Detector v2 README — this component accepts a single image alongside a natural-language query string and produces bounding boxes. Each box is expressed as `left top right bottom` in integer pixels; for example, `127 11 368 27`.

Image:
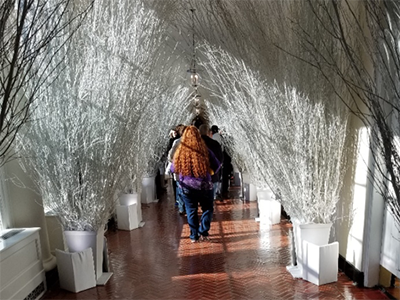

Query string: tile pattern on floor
43 181 392 299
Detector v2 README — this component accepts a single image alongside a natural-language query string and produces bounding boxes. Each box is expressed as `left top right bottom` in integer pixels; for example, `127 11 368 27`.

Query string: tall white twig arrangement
202 45 349 224
17 0 188 231
263 0 400 229
0 0 92 166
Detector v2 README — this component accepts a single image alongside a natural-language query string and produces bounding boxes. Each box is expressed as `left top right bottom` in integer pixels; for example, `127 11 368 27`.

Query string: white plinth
258 199 281 225
119 192 142 223
141 176 158 204
119 193 138 206
257 189 280 225
55 248 96 293
286 265 303 278
288 222 335 285
257 189 274 200
116 204 139 231
302 241 339 285
64 228 111 283
250 184 257 201
242 173 257 201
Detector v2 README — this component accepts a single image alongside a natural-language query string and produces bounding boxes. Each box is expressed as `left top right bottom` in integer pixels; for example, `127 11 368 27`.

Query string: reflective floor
43 181 396 300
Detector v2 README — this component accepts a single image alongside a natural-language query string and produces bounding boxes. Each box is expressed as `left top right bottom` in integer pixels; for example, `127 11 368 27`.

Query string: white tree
202 44 349 224
0 0 92 166
283 0 400 229
17 0 188 231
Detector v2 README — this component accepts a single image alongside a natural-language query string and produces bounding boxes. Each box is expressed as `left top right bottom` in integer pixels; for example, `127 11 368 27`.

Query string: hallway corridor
43 183 393 300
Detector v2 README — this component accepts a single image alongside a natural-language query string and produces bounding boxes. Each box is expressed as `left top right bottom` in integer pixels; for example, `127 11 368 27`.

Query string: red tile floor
43 182 397 300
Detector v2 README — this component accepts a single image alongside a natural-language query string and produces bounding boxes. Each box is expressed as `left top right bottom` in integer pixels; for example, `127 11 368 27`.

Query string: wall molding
339 254 364 287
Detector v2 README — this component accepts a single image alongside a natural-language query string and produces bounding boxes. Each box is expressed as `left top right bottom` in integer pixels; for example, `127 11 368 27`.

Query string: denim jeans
180 187 214 240
176 182 185 212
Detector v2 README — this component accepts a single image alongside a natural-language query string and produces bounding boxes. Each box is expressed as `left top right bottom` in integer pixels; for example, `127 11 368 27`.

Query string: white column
362 181 385 287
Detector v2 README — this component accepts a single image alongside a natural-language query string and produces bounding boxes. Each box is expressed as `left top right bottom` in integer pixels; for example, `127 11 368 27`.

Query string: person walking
199 124 223 201
168 125 187 213
211 125 223 149
170 126 221 242
210 125 224 199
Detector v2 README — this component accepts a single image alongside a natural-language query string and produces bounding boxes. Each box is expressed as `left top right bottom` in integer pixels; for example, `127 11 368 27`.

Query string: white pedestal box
0 228 46 300
119 193 138 206
258 199 281 226
257 189 274 200
257 189 281 226
64 230 97 253
302 241 339 285
119 193 143 225
64 229 113 285
243 183 257 201
119 192 143 224
116 204 139 230
287 222 337 285
242 173 257 201
55 248 96 293
297 222 332 270
141 176 158 204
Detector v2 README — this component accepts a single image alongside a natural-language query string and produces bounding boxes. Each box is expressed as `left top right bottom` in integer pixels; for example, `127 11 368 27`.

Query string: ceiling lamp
188 8 200 97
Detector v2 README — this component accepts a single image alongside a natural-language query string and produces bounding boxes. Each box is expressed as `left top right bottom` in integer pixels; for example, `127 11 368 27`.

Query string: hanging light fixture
188 8 201 98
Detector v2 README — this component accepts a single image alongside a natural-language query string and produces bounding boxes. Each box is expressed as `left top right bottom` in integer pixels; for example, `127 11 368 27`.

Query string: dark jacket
201 135 223 183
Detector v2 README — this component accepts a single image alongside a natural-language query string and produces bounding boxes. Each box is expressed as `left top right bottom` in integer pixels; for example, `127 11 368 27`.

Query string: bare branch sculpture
266 0 400 228
17 0 188 231
202 44 349 224
0 0 93 166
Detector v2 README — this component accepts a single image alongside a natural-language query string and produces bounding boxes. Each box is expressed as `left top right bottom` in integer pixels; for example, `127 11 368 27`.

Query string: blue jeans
176 182 185 212
180 187 214 240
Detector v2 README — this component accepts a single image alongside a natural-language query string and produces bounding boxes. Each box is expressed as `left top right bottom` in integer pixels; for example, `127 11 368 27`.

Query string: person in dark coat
167 124 186 211
221 150 233 199
199 124 224 200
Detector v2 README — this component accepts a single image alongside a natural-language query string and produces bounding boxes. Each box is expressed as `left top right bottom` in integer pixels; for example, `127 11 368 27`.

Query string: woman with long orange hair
171 126 221 242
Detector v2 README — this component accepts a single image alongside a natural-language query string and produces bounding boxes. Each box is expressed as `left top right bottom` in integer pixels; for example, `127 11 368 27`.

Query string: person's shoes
200 235 211 242
179 210 185 215
191 238 199 243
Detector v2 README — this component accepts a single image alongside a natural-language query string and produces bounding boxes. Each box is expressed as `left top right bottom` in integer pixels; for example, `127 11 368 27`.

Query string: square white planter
242 173 257 201
243 183 257 201
119 193 142 223
63 229 112 285
116 204 139 231
287 222 336 285
55 248 96 293
141 176 158 204
258 199 281 225
256 189 281 225
302 241 339 285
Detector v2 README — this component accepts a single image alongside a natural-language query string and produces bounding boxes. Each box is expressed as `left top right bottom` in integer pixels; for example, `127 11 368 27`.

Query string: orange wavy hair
173 126 210 177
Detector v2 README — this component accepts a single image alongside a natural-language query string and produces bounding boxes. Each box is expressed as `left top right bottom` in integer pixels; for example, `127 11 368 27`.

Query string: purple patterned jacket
170 149 221 191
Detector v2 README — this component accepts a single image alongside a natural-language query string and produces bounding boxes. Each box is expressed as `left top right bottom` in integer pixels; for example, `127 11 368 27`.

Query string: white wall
344 126 369 271
1 160 56 271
